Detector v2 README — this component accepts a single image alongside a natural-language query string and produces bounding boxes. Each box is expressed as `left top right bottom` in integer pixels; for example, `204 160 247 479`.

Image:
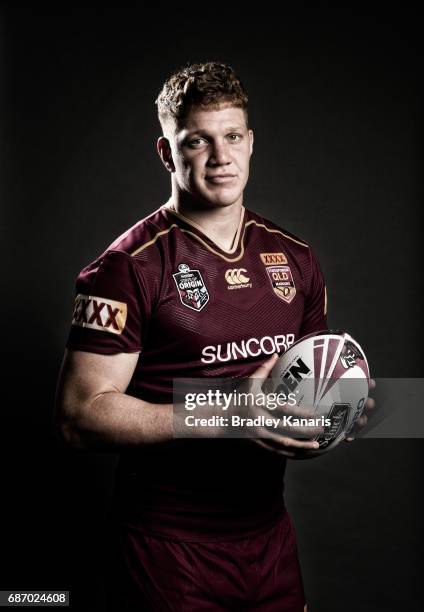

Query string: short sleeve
66 250 150 354
299 247 328 337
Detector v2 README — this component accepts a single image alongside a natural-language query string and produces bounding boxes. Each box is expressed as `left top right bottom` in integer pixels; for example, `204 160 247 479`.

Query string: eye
187 138 207 148
227 134 243 142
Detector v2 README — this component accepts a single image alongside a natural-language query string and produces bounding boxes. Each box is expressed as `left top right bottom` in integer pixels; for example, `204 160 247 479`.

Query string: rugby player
55 62 366 611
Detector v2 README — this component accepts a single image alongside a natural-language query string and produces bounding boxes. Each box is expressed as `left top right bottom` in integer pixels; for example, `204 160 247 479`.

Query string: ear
248 129 254 156
157 136 175 172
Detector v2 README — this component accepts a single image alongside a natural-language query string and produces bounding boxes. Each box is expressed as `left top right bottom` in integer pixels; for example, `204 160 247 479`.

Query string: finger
278 405 317 419
256 431 320 451
250 353 278 380
357 414 368 427
254 438 295 458
272 423 324 438
369 378 376 390
281 437 321 450
255 435 322 458
364 397 375 411
345 410 369 439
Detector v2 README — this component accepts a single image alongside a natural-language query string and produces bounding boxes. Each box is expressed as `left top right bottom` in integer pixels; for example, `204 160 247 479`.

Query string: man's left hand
345 378 376 442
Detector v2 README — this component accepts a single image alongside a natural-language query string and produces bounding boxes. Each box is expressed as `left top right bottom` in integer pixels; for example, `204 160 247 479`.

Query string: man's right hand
246 353 322 458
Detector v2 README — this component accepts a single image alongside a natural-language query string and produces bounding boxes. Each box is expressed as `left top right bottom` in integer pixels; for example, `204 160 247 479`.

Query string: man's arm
55 349 173 450
55 350 321 454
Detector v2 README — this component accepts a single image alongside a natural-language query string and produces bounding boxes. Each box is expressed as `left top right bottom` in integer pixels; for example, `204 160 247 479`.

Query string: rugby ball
270 331 370 457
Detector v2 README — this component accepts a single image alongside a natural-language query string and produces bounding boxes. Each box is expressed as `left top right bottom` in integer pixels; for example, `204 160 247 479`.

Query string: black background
1 7 423 611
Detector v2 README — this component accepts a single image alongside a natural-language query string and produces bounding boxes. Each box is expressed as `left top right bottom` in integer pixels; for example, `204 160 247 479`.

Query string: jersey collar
162 204 248 262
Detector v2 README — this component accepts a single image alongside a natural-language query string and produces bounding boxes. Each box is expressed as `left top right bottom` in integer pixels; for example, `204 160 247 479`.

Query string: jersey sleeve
299 247 328 337
66 250 150 355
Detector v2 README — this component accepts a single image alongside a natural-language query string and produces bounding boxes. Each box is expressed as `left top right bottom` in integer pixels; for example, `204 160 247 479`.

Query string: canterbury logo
225 268 250 285
72 294 127 335
260 252 288 265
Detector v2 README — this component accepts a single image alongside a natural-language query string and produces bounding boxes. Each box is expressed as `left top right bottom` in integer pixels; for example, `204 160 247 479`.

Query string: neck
164 191 244 251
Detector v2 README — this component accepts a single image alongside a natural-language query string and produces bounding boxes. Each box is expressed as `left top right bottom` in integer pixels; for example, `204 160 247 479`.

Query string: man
56 62 360 611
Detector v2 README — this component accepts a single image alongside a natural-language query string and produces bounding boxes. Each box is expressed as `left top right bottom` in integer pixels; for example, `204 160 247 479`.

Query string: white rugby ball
270 331 370 457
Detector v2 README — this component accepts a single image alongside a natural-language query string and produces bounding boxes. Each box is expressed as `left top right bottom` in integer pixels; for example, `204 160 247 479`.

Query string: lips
205 174 237 183
206 174 236 178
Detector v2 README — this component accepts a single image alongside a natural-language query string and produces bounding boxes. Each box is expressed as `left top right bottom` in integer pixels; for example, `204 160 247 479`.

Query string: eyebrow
185 125 245 137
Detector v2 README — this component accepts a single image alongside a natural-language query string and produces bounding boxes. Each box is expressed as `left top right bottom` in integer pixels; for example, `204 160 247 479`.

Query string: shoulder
75 207 175 288
106 207 174 258
81 207 173 269
244 208 325 285
244 208 313 256
245 209 310 249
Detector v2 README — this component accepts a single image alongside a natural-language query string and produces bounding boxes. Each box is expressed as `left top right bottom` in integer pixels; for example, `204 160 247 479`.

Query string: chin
203 188 243 208
206 197 240 208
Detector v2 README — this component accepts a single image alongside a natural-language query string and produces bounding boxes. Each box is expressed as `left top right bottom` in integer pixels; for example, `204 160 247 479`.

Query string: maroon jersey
66 205 327 540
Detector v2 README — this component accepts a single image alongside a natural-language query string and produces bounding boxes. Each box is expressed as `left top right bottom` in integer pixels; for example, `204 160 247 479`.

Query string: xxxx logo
260 252 288 265
72 294 127 335
225 268 252 289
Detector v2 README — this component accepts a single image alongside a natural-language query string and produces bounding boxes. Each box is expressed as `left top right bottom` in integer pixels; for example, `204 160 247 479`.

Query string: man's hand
247 353 322 458
345 378 376 442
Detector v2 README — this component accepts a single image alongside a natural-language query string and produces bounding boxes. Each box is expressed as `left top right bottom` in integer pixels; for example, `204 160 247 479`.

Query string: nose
209 139 231 166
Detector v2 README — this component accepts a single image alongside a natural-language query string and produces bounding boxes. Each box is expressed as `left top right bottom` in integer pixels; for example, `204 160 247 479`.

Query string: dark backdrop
2 8 422 611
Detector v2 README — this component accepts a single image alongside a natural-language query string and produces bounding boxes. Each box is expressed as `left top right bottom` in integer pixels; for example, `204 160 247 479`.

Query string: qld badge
173 263 209 311
266 265 296 303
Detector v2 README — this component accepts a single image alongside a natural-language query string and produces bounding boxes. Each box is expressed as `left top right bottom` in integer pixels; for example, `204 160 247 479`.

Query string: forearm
60 391 173 450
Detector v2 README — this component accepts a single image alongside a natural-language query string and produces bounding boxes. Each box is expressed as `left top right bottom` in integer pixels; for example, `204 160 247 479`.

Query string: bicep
56 349 139 417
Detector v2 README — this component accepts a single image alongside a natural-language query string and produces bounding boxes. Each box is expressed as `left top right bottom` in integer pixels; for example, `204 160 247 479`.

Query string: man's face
166 104 254 208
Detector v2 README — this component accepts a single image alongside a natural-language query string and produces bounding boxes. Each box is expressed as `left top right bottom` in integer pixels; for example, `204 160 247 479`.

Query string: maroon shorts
106 512 306 611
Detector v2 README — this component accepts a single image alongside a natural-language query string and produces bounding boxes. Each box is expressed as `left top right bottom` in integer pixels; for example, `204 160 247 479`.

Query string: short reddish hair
156 61 249 130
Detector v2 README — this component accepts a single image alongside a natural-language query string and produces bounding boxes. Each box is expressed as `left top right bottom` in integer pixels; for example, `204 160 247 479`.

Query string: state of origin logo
173 263 210 312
